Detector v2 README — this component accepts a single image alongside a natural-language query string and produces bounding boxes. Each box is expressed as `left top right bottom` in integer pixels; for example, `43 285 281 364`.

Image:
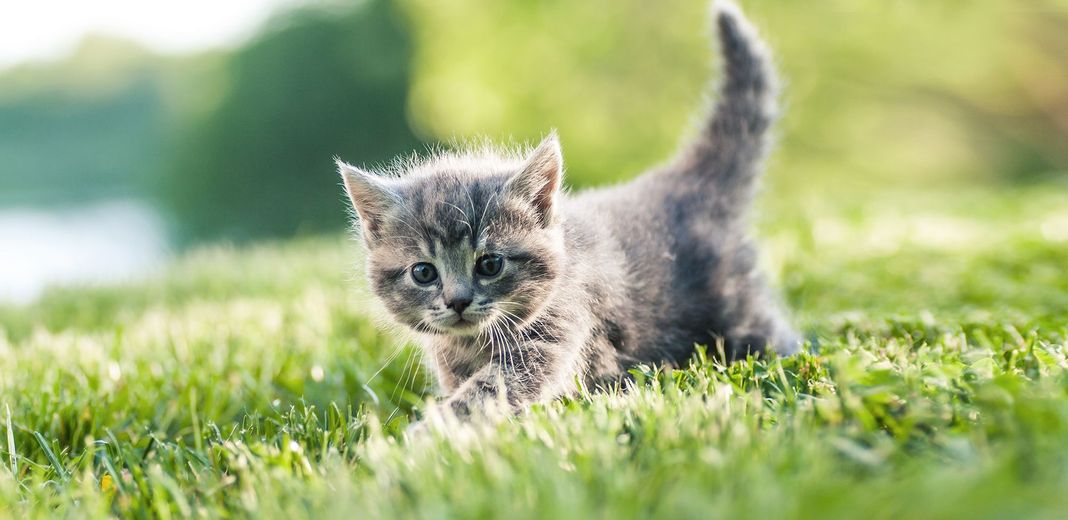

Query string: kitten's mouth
441 313 483 332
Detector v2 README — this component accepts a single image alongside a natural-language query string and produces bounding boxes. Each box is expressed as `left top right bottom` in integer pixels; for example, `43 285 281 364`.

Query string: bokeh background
2 0 1067 304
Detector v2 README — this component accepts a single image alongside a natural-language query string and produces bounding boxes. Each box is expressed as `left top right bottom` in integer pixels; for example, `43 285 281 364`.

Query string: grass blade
5 404 16 478
32 431 69 482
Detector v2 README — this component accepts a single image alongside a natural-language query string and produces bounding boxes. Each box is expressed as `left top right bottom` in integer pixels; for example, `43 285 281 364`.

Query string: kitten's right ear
337 159 398 244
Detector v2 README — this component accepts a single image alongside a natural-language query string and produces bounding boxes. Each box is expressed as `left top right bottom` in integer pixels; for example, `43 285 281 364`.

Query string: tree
159 0 421 244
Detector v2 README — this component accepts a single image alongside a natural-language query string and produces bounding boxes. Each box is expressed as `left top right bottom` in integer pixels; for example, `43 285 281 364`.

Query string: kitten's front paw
446 397 473 419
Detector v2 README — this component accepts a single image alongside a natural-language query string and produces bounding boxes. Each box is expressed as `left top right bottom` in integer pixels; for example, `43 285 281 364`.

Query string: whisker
368 342 406 384
496 308 533 377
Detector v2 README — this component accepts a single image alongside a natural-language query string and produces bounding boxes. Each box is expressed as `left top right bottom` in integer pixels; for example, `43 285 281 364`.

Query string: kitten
338 0 800 422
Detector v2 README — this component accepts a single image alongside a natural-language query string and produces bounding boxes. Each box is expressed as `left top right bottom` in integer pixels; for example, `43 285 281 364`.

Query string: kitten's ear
507 132 563 227
337 159 398 244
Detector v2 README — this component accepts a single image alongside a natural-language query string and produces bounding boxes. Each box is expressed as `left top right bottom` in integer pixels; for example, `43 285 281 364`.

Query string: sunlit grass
1 184 1066 518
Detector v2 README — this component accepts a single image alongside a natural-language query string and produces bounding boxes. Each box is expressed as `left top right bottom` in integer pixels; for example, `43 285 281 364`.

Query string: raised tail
672 1 779 206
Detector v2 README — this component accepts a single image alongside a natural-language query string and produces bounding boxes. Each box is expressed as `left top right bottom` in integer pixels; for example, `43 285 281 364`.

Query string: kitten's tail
671 1 779 207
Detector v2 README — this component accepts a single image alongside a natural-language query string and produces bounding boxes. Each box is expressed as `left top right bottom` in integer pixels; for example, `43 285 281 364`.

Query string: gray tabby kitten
338 1 799 421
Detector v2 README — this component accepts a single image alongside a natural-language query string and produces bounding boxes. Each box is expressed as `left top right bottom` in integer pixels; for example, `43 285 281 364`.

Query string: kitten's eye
410 263 438 285
475 254 504 277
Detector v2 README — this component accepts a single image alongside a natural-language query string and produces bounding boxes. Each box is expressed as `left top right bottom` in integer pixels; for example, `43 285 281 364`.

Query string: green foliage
156 0 421 244
400 0 1068 192
401 0 709 186
2 183 1067 517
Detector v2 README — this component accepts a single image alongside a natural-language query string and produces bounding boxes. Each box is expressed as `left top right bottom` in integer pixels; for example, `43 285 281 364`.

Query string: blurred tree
0 37 168 206
158 0 421 244
4 0 1066 245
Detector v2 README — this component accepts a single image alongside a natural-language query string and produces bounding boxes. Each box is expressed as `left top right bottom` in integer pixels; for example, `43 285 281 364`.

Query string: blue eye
475 254 504 277
411 263 438 284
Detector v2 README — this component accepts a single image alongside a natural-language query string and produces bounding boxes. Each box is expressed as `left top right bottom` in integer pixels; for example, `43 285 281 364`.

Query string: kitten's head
338 134 566 337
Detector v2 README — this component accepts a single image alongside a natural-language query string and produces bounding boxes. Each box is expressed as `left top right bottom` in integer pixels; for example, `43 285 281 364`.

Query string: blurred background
1 0 1067 304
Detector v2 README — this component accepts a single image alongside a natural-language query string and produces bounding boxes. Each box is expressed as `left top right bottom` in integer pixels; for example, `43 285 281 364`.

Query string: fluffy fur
338 1 800 420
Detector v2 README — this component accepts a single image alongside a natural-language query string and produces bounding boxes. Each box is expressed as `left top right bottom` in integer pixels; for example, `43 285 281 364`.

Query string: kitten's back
561 1 797 362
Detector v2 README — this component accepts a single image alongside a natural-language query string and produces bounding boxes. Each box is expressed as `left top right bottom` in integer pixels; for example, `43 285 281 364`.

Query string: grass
1 183 1067 518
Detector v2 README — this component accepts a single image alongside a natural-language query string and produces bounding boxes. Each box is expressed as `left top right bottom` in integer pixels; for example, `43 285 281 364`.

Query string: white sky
0 0 305 70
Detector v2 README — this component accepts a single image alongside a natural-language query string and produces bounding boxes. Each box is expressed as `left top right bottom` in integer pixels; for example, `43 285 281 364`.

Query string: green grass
2 183 1067 518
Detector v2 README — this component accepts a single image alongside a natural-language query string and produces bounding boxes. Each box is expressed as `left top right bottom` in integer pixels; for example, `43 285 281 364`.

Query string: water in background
0 199 167 304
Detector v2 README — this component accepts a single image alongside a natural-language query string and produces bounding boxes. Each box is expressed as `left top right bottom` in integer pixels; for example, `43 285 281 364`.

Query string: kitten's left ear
507 132 564 227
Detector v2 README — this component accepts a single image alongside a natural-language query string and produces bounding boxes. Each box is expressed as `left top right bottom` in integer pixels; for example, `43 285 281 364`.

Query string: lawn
2 183 1067 518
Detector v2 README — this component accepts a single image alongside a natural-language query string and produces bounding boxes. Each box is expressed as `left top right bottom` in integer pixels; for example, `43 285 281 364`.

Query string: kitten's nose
446 297 472 315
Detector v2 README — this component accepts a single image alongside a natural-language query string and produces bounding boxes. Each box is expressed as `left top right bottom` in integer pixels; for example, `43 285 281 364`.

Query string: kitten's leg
721 281 801 360
442 340 570 420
